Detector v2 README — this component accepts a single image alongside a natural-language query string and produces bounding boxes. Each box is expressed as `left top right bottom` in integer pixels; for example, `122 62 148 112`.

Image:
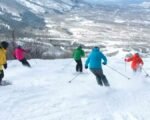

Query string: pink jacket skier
13 46 31 67
14 46 28 60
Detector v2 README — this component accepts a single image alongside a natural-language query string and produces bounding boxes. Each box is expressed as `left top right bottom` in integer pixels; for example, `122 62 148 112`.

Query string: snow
0 3 20 17
0 11 4 15
114 18 125 23
19 0 73 13
16 0 46 14
0 23 10 29
0 51 150 120
138 2 150 9
12 17 22 22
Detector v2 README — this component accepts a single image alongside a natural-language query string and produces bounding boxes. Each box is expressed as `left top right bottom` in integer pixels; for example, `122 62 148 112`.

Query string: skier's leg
20 58 31 67
96 76 103 86
101 75 110 87
0 70 4 85
24 59 31 67
97 69 109 87
133 68 137 72
78 59 83 72
20 59 25 66
75 60 79 72
90 69 103 86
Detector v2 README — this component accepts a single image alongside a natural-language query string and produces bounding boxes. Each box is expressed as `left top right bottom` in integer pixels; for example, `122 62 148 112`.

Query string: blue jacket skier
85 47 109 86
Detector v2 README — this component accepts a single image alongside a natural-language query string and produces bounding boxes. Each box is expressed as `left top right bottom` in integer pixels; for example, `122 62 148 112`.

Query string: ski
0 81 12 86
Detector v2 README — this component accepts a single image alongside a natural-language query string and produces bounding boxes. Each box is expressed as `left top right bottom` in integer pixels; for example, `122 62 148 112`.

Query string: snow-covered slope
1 51 150 120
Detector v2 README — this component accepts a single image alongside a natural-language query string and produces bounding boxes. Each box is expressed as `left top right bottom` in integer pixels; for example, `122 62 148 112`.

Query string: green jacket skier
72 45 85 72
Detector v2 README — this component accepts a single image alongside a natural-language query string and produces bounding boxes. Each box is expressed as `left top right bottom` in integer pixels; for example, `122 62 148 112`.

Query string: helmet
17 45 22 48
1 41 9 49
78 45 82 49
94 46 99 49
135 52 139 55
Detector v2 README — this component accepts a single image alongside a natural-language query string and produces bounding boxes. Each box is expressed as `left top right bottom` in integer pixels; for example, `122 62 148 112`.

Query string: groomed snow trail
0 57 150 120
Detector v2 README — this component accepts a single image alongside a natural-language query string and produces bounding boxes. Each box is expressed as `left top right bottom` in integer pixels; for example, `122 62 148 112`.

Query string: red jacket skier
125 53 143 72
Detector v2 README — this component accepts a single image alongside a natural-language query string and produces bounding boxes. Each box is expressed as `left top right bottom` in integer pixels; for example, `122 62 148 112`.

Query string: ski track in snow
0 57 150 120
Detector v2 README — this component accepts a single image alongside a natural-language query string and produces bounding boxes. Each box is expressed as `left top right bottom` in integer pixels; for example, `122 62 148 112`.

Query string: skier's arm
125 57 133 62
139 58 144 65
81 50 85 57
85 55 91 68
101 53 107 65
3 63 7 69
3 50 7 69
21 48 30 53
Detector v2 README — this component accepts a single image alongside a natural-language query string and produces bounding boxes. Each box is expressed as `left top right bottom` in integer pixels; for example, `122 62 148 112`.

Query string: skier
13 45 31 67
125 53 144 72
0 41 9 85
72 45 85 72
85 47 109 86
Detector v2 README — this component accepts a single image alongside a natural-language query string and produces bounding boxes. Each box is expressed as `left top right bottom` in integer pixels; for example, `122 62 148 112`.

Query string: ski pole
106 65 130 80
142 68 150 77
68 73 80 83
124 57 127 72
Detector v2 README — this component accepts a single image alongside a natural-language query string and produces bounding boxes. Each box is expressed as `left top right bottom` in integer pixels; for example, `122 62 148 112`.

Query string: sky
0 50 150 120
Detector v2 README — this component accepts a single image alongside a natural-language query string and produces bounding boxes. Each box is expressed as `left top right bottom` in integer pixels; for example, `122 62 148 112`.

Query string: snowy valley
0 0 150 59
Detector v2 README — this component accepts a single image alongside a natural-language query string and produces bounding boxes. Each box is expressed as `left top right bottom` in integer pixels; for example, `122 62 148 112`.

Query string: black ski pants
90 68 110 87
19 58 31 67
75 59 83 72
0 70 4 84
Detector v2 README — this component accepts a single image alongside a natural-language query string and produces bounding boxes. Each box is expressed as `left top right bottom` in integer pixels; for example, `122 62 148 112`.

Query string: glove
139 63 143 68
3 63 7 69
102 62 106 65
85 65 88 69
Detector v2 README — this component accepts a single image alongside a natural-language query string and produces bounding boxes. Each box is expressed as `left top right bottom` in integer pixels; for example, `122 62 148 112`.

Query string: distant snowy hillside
16 0 77 14
0 0 87 37
0 0 149 36
0 0 87 35
0 0 149 59
0 0 45 33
